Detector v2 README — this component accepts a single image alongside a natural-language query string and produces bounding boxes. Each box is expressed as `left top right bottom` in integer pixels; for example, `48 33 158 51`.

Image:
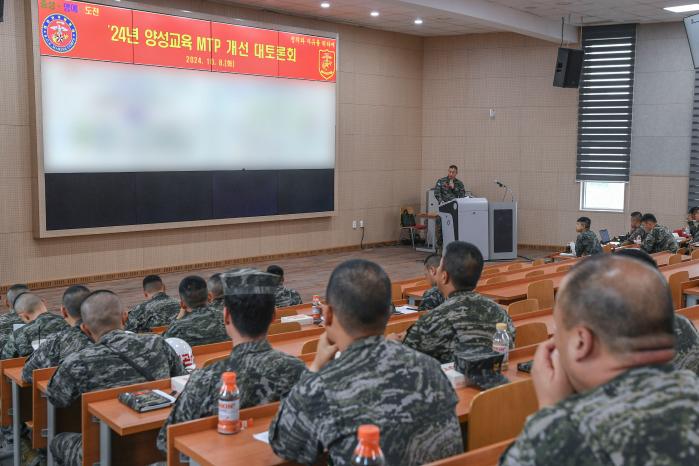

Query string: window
577 24 637 183
580 181 625 212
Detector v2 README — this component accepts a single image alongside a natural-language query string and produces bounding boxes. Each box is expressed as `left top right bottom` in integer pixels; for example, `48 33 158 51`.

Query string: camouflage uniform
434 176 466 204
0 311 23 354
209 296 225 313
274 286 302 308
22 322 92 383
162 305 230 347
403 290 515 364
1 312 68 359
269 336 463 466
47 329 186 466
574 230 603 257
623 226 646 245
418 286 445 311
499 365 699 465
125 292 180 333
672 314 699 372
641 224 679 254
689 220 699 240
156 339 305 452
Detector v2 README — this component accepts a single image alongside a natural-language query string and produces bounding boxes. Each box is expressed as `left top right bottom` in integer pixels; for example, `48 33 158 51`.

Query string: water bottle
351 424 385 466
492 323 511 370
217 372 241 435
312 295 322 324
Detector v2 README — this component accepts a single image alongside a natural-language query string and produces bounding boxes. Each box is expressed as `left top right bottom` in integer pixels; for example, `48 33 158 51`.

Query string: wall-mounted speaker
553 47 584 88
0 0 4 23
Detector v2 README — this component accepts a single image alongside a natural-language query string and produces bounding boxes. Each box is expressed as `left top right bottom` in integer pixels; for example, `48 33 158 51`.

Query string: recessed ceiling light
664 4 699 13
414 18 423 25
182 9 191 13
320 2 330 8
370 11 380 17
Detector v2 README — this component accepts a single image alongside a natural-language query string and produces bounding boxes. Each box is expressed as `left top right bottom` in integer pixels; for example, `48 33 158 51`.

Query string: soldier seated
162 276 230 346
418 253 445 311
47 290 186 466
399 241 515 363
640 213 679 254
0 284 29 355
206 272 225 312
125 274 180 333
1 292 68 359
156 268 306 453
500 255 699 465
266 265 303 308
574 216 603 257
269 259 464 466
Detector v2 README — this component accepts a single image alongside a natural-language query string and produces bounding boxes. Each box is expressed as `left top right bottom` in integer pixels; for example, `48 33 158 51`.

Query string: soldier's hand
309 333 339 373
385 331 406 342
531 339 574 408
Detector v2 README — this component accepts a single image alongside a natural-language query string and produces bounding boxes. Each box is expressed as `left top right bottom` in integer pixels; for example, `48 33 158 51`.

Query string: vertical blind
576 24 637 183
689 70 699 207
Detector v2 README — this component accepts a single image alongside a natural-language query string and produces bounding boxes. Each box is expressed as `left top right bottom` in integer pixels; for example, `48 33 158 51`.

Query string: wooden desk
685 287 699 307
2 358 28 466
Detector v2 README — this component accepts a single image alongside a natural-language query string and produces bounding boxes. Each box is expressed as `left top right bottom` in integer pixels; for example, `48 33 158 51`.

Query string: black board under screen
45 169 334 230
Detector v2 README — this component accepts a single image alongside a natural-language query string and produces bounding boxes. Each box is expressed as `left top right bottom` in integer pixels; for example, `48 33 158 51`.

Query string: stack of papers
441 362 466 389
395 305 418 314
281 315 313 325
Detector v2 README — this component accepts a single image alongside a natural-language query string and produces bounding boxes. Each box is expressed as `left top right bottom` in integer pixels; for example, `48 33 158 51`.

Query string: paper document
254 431 270 444
395 305 418 314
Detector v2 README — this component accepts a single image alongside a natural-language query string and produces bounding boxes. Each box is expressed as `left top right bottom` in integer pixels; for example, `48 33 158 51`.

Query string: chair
602 243 613 253
692 249 699 260
468 379 538 450
556 264 572 273
514 322 549 348
678 247 688 255
385 320 415 335
486 275 507 285
423 438 515 466
506 299 538 317
668 254 682 265
149 326 167 335
524 270 544 278
301 339 319 354
526 279 554 310
532 258 545 266
481 268 500 276
276 308 300 319
203 354 228 368
399 207 426 249
507 263 524 271
668 271 690 310
268 321 301 335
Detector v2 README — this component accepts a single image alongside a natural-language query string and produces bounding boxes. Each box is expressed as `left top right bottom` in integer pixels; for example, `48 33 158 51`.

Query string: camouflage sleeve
124 304 145 333
291 290 302 306
418 288 442 311
455 180 466 198
1 333 18 360
14 330 33 357
499 407 589 466
434 180 444 204
640 231 656 254
156 368 215 452
47 358 87 408
268 371 331 465
574 233 586 257
161 322 182 341
22 335 59 383
402 315 444 359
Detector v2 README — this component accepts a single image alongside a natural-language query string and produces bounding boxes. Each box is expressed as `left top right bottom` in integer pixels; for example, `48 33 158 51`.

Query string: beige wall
0 0 422 284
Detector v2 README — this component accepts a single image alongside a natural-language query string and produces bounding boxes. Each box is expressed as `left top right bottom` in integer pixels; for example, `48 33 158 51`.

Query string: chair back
506 299 539 317
507 263 523 271
203 354 228 368
269 321 302 335
692 249 699 260
468 379 538 450
486 275 507 285
532 258 545 266
668 254 682 265
514 322 549 348
556 264 572 273
481 268 500 276
301 339 319 355
385 320 415 335
524 270 544 278
276 308 301 319
668 271 690 309
526 279 554 310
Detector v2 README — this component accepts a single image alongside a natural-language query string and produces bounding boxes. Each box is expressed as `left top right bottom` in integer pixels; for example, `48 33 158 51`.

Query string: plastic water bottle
217 372 240 435
492 323 511 370
351 425 385 466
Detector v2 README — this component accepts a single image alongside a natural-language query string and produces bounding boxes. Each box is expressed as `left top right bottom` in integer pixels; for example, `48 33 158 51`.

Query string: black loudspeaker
553 47 584 88
0 0 4 23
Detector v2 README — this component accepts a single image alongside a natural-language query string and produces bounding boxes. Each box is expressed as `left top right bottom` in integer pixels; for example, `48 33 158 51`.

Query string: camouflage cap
454 347 509 390
221 268 281 296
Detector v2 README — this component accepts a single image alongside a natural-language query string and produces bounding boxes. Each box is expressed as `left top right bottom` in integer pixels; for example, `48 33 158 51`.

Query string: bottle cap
222 371 237 386
496 323 507 331
357 424 380 443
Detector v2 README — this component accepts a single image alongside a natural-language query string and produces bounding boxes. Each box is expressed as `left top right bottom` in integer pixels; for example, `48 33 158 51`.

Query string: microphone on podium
494 180 506 188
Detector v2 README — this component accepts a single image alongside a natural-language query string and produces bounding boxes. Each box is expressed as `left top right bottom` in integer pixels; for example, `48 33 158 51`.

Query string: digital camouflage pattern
209 296 225 313
22 322 92 383
124 292 180 333
418 286 445 311
269 336 463 466
0 311 23 354
274 286 303 308
156 339 305 452
403 290 515 364
221 268 280 296
672 314 699 373
575 230 603 257
1 312 68 359
434 176 466 204
162 305 230 347
641 224 678 254
623 226 647 245
47 329 186 466
689 220 699 240
499 365 699 466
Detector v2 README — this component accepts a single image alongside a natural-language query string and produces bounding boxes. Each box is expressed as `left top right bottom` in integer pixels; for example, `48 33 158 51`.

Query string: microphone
494 180 505 188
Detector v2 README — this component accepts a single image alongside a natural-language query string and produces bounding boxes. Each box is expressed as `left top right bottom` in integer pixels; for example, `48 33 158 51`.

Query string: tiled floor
2 245 554 313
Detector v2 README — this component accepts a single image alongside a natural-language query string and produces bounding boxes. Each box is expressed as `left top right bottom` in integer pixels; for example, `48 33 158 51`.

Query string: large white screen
41 56 336 173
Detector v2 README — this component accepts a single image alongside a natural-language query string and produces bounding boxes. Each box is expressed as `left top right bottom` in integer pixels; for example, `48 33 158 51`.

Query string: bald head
80 291 124 339
557 255 674 354
13 293 46 319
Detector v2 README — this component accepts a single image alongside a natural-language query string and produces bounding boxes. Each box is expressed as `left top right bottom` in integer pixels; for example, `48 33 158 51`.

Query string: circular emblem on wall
41 14 78 53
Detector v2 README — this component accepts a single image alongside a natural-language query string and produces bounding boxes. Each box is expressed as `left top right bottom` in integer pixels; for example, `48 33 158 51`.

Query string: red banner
37 0 337 82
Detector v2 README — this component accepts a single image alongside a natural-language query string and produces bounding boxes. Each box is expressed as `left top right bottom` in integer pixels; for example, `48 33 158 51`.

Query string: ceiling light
370 11 380 17
414 18 423 25
664 4 699 13
320 2 330 8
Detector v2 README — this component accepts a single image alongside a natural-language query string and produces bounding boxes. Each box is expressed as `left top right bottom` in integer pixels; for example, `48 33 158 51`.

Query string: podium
438 198 518 261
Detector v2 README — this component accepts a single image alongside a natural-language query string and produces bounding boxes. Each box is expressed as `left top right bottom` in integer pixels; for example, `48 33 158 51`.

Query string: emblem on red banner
319 49 336 81
42 13 78 53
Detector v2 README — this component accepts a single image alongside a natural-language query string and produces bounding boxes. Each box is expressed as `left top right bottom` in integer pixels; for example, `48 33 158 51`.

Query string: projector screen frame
27 0 339 238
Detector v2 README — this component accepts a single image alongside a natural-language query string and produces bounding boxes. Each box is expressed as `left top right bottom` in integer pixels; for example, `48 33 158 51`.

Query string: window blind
689 70 699 207
576 24 637 182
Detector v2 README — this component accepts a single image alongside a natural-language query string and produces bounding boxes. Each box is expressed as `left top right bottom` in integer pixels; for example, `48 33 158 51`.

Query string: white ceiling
217 0 688 41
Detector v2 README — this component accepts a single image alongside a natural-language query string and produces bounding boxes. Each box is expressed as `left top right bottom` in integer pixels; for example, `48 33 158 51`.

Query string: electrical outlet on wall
352 220 357 229
359 220 364 228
